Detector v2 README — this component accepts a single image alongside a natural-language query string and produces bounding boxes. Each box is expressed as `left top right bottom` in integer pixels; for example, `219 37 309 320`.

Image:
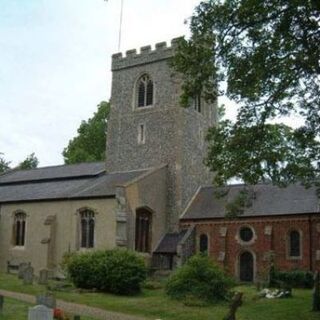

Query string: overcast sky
0 0 202 167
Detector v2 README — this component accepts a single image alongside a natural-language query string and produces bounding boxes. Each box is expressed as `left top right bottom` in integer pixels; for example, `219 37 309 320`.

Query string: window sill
135 105 154 111
11 246 26 250
287 256 302 260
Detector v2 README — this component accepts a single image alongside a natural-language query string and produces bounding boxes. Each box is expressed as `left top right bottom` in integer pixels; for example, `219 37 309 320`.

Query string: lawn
0 273 318 320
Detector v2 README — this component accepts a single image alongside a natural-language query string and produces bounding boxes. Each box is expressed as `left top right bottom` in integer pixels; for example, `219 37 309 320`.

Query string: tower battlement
111 37 182 71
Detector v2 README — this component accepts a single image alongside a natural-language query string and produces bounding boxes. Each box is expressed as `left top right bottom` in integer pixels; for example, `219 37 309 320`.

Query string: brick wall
181 214 320 281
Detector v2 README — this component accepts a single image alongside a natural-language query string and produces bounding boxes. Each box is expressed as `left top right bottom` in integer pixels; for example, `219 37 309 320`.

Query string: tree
173 1 320 188
18 153 39 170
63 101 110 164
0 153 10 174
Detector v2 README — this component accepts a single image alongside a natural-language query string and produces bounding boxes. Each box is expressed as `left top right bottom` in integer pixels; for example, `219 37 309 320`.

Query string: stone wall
0 198 117 275
106 38 217 231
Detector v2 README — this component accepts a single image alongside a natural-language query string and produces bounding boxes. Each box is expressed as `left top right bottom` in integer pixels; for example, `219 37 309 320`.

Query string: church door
239 251 254 282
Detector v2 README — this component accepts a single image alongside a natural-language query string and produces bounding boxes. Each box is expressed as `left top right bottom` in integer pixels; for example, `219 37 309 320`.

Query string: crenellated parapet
111 37 183 71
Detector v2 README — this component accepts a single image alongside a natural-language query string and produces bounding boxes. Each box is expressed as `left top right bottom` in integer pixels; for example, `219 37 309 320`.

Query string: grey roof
0 162 148 203
154 230 187 254
0 162 105 184
182 184 320 220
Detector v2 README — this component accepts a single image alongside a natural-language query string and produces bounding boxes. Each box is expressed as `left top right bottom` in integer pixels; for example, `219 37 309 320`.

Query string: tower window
194 95 201 113
80 210 95 248
138 124 146 144
137 74 153 107
13 211 26 246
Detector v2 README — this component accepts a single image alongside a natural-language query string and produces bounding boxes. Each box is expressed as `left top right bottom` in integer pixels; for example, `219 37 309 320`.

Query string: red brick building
180 184 320 282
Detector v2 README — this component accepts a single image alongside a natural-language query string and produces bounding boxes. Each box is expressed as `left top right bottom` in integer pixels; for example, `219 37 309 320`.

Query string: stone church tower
106 38 217 231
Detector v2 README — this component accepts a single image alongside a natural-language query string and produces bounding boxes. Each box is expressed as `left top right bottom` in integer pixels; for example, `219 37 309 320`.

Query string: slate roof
0 162 147 203
154 230 187 254
181 184 320 220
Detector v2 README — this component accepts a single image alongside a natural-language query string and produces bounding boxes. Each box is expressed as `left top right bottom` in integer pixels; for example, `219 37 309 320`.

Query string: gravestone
28 305 53 320
0 295 4 312
18 262 29 279
36 293 56 309
312 271 320 312
23 265 34 285
38 269 49 285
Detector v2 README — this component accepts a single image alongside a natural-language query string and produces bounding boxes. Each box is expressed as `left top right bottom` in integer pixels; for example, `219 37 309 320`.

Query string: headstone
28 305 53 320
36 293 56 309
312 271 320 312
18 262 29 279
23 265 34 285
223 292 243 320
0 295 4 312
38 269 49 285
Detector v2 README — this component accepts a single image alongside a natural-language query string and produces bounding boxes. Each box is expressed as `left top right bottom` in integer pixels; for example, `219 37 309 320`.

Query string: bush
270 267 314 289
166 254 234 303
67 249 147 295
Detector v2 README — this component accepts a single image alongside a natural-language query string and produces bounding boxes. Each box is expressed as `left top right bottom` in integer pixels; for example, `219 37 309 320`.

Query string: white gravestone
28 305 53 320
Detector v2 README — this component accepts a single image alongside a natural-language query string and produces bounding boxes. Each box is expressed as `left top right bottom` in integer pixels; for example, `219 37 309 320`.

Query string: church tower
106 38 217 230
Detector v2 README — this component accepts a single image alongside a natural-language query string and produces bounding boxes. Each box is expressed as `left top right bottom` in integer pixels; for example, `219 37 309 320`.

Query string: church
0 38 319 282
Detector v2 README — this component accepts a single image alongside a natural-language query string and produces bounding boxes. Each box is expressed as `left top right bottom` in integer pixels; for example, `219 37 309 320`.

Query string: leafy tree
18 153 39 170
63 101 110 164
173 0 320 188
0 153 10 173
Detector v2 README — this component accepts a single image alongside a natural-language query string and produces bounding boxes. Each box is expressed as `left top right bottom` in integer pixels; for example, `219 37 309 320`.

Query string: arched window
80 210 95 248
135 208 152 253
13 212 26 246
199 234 208 254
137 75 153 107
289 230 301 257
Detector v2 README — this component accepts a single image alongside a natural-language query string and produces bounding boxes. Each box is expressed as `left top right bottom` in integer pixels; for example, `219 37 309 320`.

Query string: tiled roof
154 230 187 254
181 184 320 220
0 162 147 203
0 162 105 184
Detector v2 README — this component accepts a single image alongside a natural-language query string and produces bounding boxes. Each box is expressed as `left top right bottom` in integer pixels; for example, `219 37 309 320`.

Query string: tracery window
199 234 208 254
289 230 301 257
137 74 153 107
80 210 95 248
135 208 152 253
13 212 26 246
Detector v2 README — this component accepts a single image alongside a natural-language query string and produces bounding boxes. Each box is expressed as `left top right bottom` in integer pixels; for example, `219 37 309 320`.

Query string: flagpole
118 0 124 51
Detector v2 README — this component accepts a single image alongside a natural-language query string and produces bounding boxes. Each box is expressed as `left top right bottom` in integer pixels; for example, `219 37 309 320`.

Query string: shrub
166 254 234 303
270 267 314 289
67 249 147 295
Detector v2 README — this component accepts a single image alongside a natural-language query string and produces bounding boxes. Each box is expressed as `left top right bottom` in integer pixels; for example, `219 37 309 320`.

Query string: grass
0 297 95 320
0 273 318 320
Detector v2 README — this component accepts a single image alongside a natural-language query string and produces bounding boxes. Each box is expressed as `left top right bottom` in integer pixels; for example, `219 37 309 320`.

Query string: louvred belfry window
80 210 95 248
13 212 26 246
137 75 153 107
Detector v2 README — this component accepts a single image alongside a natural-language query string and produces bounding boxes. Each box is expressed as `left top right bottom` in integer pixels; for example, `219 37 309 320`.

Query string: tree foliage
0 153 10 173
18 153 39 170
173 0 320 187
63 101 110 164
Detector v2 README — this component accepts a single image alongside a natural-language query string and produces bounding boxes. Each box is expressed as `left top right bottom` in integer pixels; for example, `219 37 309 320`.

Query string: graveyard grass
0 297 95 320
0 273 319 320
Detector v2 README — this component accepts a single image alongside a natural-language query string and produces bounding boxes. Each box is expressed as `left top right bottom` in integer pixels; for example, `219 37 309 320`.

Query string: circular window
239 227 254 242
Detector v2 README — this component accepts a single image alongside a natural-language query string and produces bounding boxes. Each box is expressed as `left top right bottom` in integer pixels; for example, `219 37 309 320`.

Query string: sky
0 0 202 167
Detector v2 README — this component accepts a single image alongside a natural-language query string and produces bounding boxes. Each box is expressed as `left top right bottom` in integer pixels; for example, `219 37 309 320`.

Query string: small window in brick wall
289 230 301 257
199 234 208 254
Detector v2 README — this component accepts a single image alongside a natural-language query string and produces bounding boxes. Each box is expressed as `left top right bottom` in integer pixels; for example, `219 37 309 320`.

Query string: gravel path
0 289 148 320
